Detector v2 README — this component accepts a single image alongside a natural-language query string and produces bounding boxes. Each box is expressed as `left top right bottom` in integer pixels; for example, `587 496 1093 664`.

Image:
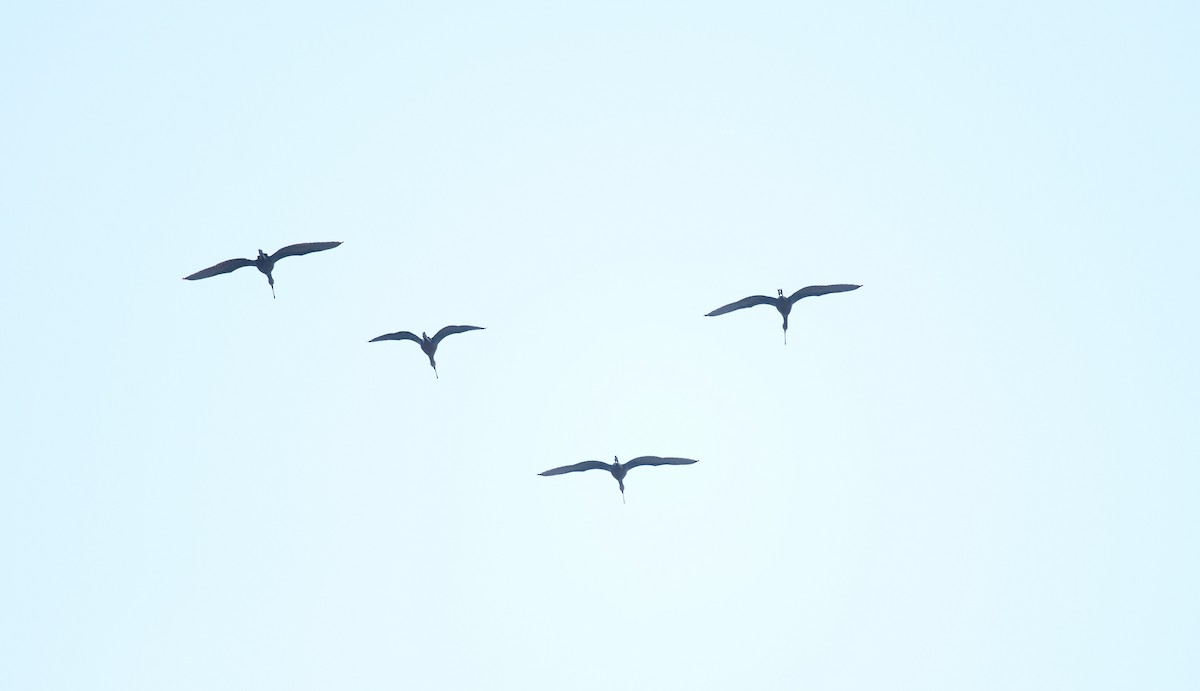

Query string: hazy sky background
2 2 1197 689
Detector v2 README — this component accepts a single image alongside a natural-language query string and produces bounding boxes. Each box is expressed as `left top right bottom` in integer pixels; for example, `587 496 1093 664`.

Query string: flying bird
183 242 342 298
538 455 698 503
369 325 484 378
705 284 861 343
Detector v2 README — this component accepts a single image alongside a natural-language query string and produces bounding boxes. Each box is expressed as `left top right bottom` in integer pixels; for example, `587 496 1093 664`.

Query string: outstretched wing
431 325 484 345
369 330 422 344
623 456 699 471
183 257 254 280
270 241 342 262
705 295 775 316
538 460 611 476
788 284 861 303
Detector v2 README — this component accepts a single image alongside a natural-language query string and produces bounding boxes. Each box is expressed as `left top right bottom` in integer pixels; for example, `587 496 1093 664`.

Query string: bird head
777 288 784 298
421 332 430 341
612 455 620 467
257 250 268 259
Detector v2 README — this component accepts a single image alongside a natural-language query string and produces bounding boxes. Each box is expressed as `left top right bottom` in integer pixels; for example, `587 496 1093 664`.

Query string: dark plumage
369 325 484 378
183 242 342 298
705 284 861 343
538 455 698 503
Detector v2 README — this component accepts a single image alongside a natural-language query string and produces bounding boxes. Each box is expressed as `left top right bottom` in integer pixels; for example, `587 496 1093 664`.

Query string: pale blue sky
2 2 1197 689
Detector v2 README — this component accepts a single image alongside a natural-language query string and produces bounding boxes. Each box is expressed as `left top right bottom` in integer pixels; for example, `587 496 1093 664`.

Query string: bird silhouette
538 455 698 503
705 284 861 343
183 242 342 298
368 325 484 378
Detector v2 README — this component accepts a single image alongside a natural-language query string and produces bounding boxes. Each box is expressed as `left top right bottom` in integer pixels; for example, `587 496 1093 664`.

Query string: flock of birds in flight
184 241 861 502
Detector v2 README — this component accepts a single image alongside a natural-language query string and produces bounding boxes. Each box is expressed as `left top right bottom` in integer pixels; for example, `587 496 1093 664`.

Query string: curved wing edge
705 295 775 316
538 460 611 476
